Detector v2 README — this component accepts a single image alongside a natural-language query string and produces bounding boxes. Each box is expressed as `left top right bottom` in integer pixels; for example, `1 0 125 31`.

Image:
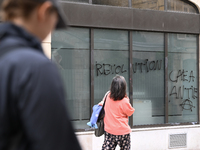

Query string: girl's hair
110 75 127 101
1 0 56 21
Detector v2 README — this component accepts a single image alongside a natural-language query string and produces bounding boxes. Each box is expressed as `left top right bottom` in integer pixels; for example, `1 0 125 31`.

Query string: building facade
43 0 200 149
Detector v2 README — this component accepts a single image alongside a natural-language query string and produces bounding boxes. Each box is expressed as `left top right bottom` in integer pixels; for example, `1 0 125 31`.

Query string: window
51 28 90 129
168 33 198 123
52 28 198 129
93 29 129 105
132 31 165 125
132 0 164 11
131 0 197 13
93 0 129 7
167 0 197 13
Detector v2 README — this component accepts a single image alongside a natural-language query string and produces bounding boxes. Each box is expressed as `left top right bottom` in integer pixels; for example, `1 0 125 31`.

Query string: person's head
1 0 67 41
110 75 127 101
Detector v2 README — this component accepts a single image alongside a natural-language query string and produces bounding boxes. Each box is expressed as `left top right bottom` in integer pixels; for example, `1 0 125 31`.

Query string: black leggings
102 132 131 150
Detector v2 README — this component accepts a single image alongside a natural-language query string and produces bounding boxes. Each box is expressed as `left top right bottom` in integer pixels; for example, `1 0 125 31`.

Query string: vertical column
90 29 94 115
164 0 167 11
42 33 51 59
164 33 168 123
89 0 92 4
129 0 132 7
198 35 200 124
129 31 133 127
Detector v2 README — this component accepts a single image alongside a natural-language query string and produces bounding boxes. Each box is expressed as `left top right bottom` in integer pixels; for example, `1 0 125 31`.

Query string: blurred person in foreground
0 0 81 149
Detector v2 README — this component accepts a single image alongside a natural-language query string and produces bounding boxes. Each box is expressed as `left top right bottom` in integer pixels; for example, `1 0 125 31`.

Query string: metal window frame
165 33 169 124
90 29 94 115
59 1 200 130
198 35 200 123
129 31 133 127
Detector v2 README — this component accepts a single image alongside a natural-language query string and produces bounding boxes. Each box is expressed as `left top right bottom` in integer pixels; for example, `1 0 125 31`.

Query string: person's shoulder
4 47 51 67
0 47 57 77
15 47 48 62
122 96 130 103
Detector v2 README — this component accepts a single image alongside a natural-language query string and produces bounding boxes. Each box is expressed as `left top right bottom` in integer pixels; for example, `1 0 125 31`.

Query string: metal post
129 0 132 8
164 0 167 11
198 35 200 124
90 29 94 115
164 33 168 123
129 31 133 127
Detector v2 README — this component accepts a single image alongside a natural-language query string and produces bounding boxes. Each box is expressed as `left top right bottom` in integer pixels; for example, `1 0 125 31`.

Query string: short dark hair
1 0 57 21
110 75 127 101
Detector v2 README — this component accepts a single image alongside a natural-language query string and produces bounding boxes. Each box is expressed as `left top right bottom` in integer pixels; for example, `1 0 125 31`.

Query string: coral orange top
104 93 135 135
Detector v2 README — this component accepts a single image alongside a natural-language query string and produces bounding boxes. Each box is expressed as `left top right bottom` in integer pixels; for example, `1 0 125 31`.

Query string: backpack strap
102 92 109 109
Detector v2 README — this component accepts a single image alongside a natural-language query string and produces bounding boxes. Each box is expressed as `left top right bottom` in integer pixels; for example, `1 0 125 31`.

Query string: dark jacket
0 23 81 150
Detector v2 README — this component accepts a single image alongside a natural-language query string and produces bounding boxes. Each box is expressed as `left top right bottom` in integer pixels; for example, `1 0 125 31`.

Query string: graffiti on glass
169 70 197 111
95 59 197 112
95 59 162 76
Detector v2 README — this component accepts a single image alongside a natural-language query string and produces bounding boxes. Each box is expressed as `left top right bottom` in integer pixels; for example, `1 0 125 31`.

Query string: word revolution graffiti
95 59 162 76
169 70 197 111
95 62 127 76
133 59 162 73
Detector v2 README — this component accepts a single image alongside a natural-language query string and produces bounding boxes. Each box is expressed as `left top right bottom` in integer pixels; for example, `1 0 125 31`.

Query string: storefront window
132 0 164 11
168 33 198 123
51 28 90 129
167 0 197 13
93 0 129 7
132 31 165 125
51 29 199 129
93 29 129 105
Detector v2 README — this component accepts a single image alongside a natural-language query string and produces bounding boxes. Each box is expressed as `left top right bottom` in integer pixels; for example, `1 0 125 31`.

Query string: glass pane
62 0 89 3
168 33 198 123
93 0 129 7
51 28 90 129
167 0 197 14
132 31 165 125
132 0 164 11
133 31 164 51
94 29 129 105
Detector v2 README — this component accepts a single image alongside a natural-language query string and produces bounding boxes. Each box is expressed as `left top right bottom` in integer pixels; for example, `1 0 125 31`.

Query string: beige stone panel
42 43 51 59
76 134 93 150
43 33 51 43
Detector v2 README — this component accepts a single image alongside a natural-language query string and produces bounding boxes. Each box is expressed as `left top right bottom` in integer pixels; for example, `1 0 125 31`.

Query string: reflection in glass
51 28 90 129
167 0 197 13
168 33 198 123
132 31 165 125
94 29 129 105
93 0 129 7
132 0 164 11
